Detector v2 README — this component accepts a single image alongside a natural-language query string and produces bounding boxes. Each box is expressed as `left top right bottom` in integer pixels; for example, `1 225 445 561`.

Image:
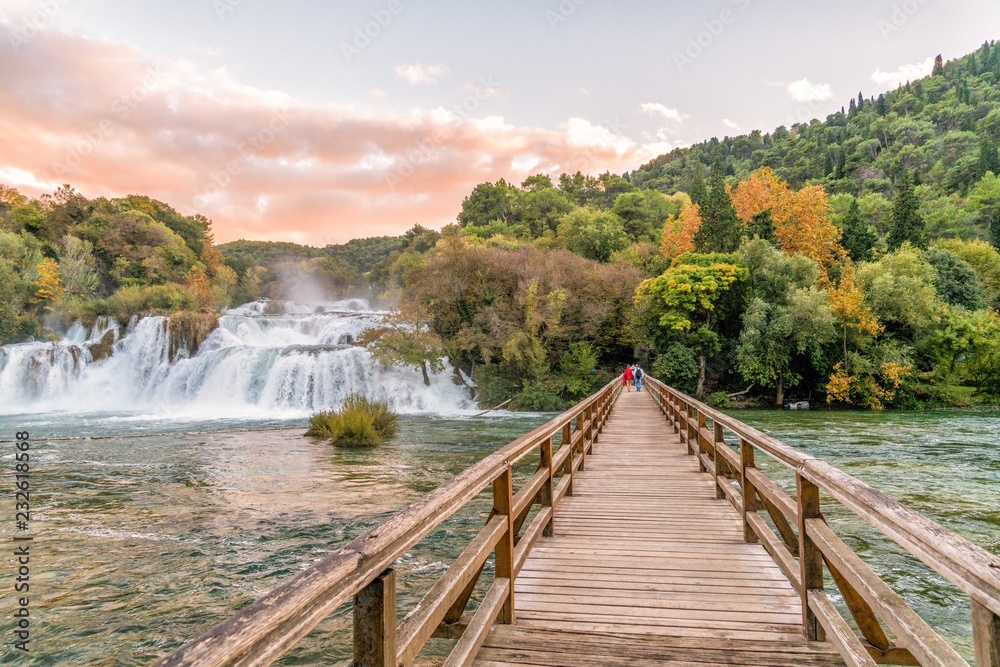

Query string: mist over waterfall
0 300 474 417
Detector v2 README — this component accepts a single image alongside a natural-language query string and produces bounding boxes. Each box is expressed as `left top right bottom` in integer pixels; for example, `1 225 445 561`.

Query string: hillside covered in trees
3 42 1000 410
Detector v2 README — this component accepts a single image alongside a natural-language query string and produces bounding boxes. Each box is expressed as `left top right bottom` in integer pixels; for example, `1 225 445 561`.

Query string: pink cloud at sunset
0 28 680 246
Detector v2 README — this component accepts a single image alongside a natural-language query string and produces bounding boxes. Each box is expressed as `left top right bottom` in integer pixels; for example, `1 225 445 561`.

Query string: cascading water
0 300 474 417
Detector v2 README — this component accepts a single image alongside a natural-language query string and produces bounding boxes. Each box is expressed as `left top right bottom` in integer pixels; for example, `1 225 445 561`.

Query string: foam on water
0 300 474 417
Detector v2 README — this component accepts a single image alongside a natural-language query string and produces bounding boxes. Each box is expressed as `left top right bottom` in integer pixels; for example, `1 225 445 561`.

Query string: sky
1 0 999 245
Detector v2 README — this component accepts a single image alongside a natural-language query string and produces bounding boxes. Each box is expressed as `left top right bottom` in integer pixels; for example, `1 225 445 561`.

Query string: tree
737 288 835 405
660 202 701 261
688 162 707 207
746 210 775 242
31 258 63 305
840 198 877 262
358 309 445 386
693 160 741 253
925 247 985 310
56 235 99 298
887 171 925 249
635 260 744 397
457 180 518 227
731 167 844 278
557 208 629 262
932 54 945 76
978 135 1000 178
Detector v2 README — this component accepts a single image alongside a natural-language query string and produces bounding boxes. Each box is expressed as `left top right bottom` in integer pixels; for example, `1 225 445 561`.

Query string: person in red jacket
622 365 632 392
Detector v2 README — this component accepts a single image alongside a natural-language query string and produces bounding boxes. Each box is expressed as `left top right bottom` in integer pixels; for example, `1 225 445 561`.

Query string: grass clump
306 394 398 447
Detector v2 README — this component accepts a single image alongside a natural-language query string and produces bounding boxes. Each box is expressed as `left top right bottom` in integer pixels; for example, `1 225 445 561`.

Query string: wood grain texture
473 389 845 667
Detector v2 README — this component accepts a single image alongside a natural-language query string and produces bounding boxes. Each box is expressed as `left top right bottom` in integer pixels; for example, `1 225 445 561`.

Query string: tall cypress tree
932 54 945 76
887 171 926 249
876 94 887 116
978 135 1000 176
689 161 708 207
841 198 877 261
693 160 742 253
991 211 1000 251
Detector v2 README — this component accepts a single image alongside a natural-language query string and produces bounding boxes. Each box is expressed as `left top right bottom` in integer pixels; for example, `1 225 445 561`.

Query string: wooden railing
645 376 1000 667
157 379 622 667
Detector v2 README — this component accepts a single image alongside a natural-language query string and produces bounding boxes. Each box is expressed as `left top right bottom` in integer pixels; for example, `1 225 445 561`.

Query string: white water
0 300 474 418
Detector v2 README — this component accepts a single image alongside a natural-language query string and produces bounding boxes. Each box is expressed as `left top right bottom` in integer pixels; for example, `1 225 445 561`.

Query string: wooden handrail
645 376 1000 666
158 379 621 667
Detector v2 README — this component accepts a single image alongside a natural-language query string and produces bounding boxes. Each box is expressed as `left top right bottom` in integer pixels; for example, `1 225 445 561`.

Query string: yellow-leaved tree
32 258 64 305
660 202 701 261
731 167 844 281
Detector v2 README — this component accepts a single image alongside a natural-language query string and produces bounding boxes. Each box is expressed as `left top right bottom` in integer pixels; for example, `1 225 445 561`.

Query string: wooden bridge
159 378 1000 667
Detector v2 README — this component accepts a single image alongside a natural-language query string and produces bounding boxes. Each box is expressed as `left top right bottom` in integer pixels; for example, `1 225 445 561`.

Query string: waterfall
0 300 474 417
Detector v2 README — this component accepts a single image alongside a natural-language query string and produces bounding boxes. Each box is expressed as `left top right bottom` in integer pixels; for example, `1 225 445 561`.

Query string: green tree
56 235 100 298
841 198 877 262
925 247 985 310
557 208 630 262
737 288 835 405
357 309 445 386
978 136 1000 178
887 171 926 249
693 160 742 253
457 180 519 227
635 260 744 397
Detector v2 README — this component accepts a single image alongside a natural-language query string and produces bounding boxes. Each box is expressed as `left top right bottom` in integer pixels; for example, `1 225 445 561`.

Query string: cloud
0 28 674 245
871 57 934 90
722 118 740 131
394 63 448 85
787 78 833 103
639 103 685 122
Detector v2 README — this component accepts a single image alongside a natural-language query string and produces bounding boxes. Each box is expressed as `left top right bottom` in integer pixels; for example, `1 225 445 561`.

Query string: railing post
563 423 574 496
586 403 595 451
540 437 555 537
713 423 725 500
493 465 515 624
353 568 396 667
697 411 707 472
575 412 586 471
739 438 758 544
797 473 824 641
973 599 1000 667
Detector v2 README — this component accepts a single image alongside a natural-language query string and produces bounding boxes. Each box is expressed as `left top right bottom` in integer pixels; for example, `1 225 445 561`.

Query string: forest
3 43 1000 410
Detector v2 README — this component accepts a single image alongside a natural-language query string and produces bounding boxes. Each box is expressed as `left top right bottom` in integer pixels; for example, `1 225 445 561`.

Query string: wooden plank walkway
474 389 846 667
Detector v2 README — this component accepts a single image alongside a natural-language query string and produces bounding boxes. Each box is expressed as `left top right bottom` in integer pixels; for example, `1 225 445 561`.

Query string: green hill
630 42 1000 241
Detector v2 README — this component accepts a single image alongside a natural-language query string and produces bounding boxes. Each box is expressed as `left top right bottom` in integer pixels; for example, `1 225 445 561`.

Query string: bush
306 394 398 447
101 283 198 321
509 382 565 412
651 343 699 393
707 391 731 409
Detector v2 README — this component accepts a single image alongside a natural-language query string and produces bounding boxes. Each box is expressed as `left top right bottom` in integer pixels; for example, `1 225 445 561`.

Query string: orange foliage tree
660 203 701 261
731 167 844 279
32 258 64 305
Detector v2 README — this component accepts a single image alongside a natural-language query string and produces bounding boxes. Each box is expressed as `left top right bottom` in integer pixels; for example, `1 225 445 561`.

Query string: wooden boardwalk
474 389 845 667
161 378 1000 667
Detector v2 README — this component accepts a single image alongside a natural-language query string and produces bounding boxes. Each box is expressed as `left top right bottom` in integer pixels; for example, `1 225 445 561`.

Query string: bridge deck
474 389 845 666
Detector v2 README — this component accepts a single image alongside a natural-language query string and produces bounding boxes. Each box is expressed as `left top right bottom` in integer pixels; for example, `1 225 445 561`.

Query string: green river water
0 406 996 665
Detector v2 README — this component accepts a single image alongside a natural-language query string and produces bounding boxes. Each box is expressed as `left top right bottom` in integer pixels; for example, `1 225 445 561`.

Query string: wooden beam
353 568 396 667
973 600 1000 667
797 473 824 641
493 466 515 624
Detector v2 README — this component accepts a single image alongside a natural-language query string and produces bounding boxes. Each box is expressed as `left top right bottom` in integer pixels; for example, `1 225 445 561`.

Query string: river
0 304 995 664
